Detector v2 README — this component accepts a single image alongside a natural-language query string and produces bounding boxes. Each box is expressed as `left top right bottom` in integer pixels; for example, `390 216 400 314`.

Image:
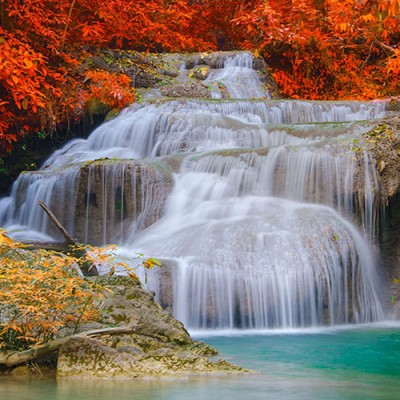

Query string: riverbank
0 274 247 378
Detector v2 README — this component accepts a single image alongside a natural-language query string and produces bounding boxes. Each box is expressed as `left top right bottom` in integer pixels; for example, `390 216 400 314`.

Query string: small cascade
180 138 372 219
205 52 270 99
0 168 81 242
0 160 173 244
0 52 387 330
34 99 386 167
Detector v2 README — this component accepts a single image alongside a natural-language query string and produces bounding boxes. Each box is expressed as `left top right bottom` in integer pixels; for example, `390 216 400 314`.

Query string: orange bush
0 231 104 350
83 70 135 109
1 0 400 153
233 0 400 99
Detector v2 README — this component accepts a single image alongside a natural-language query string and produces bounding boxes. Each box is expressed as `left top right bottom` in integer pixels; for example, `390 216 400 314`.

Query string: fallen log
0 326 137 368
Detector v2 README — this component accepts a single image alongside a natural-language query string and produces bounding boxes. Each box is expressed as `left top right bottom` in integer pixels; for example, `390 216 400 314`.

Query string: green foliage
0 158 8 176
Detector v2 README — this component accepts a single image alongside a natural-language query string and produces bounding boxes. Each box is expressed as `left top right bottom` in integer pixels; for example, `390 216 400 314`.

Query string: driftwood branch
0 326 137 368
38 201 76 244
34 201 99 276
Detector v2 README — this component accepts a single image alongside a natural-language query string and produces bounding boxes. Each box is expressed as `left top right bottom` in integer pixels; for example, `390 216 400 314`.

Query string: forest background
0 0 399 155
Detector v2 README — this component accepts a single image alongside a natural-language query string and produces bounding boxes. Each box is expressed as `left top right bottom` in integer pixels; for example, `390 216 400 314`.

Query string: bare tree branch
38 201 76 244
0 326 137 368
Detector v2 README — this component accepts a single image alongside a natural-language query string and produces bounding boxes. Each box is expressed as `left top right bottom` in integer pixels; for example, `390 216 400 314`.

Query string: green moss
104 108 120 121
84 99 111 116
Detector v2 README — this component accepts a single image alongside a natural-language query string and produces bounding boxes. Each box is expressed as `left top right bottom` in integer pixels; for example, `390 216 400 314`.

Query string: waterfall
0 52 386 329
134 198 382 328
205 52 271 99
0 159 172 245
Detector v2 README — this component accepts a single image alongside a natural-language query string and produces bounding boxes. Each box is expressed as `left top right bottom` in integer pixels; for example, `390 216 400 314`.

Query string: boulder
160 83 211 98
189 65 210 80
363 119 400 202
57 276 247 377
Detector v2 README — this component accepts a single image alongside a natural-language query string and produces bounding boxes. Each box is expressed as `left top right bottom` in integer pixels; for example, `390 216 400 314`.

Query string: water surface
1 324 399 400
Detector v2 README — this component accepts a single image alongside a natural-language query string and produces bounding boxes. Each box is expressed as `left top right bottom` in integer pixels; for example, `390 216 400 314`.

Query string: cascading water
205 52 271 99
0 52 386 330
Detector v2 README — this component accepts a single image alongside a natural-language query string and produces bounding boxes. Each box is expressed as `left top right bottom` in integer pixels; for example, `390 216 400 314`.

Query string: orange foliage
0 230 105 350
83 70 135 109
233 0 400 99
188 1 259 50
0 0 399 152
97 0 211 51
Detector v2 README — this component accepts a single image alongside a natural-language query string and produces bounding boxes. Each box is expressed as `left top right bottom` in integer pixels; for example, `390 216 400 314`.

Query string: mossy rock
387 99 400 112
104 108 120 121
160 83 211 98
189 65 210 80
56 275 248 378
84 99 112 124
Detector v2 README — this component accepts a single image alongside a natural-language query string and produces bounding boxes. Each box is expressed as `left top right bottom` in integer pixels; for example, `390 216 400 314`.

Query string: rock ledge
57 276 248 378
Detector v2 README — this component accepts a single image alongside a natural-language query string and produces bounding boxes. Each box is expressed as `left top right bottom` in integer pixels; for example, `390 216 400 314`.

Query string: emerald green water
1 325 399 400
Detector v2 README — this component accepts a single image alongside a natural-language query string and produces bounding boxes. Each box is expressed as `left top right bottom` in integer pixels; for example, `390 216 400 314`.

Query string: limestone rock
160 83 211 98
58 335 239 378
185 52 236 69
10 365 32 376
386 98 400 112
57 276 247 377
189 65 210 80
363 118 400 315
363 119 400 202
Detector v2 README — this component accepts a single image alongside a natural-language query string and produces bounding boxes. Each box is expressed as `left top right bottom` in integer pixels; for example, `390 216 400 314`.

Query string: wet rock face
386 99 400 112
72 160 174 245
57 276 246 378
359 119 400 202
379 192 400 312
339 118 400 221
363 118 400 313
